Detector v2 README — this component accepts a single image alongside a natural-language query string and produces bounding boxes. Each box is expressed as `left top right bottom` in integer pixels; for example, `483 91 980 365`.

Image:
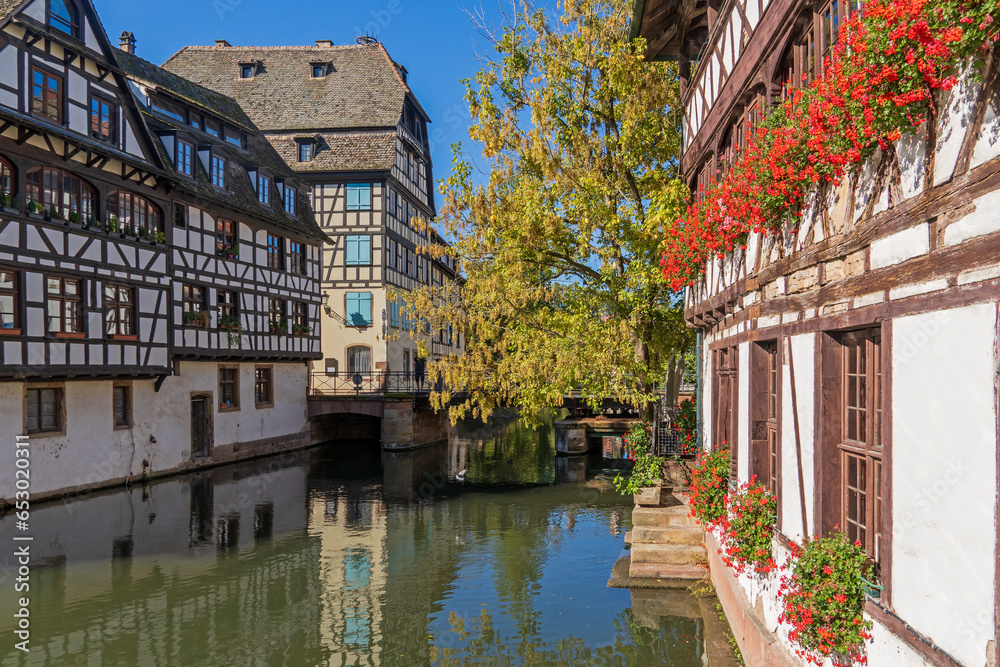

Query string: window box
0 328 21 336
54 331 85 339
110 334 138 341
183 311 209 328
269 326 287 334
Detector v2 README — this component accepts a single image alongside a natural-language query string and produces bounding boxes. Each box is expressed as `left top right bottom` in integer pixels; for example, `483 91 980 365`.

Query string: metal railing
310 371 443 396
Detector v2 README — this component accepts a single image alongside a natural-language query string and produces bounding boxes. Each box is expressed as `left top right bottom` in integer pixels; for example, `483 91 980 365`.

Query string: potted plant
151 231 165 245
107 215 120 235
183 311 205 327
219 315 242 346
48 204 61 222
612 420 665 505
0 192 12 212
291 323 312 335
138 225 148 240
68 211 80 225
217 242 238 260
269 315 286 334
26 200 44 220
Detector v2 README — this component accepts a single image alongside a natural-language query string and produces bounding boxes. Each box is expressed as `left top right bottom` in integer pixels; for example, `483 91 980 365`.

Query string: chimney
394 62 408 84
215 39 231 48
315 39 333 47
119 31 136 54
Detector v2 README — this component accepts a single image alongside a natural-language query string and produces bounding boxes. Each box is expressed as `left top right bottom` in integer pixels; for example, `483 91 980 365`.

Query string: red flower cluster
672 394 699 457
686 446 729 527
661 0 1000 289
716 478 779 575
778 534 874 665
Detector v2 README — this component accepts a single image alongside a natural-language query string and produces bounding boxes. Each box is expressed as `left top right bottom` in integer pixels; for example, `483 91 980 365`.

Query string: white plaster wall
0 362 310 501
891 304 997 666
737 341 750 482
701 338 714 451
320 288 389 371
779 334 816 542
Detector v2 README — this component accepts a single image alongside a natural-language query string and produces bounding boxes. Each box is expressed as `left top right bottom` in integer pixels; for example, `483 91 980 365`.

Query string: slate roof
162 43 411 132
117 51 328 243
268 131 397 173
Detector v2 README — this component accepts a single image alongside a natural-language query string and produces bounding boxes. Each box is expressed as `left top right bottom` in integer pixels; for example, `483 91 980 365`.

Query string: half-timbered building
161 40 462 384
634 0 1000 664
0 0 326 503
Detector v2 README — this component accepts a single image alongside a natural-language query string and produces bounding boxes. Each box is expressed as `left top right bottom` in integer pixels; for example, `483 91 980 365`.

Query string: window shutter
361 293 372 324
750 343 770 485
346 185 359 210
346 237 358 264
360 185 371 209
359 236 371 264
346 292 359 324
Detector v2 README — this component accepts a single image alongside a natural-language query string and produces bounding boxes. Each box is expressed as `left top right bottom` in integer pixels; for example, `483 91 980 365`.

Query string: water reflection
0 418 706 667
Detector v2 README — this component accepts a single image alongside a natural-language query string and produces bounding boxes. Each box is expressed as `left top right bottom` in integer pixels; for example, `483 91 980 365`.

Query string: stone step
632 525 705 546
632 506 700 528
624 530 632 546
628 561 708 580
631 543 707 566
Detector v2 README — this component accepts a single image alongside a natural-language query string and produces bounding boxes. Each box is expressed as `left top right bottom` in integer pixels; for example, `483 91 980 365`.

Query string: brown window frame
0 269 19 332
26 386 63 434
45 275 83 334
216 219 237 258
113 384 131 428
104 284 135 337
751 341 781 503
291 301 308 330
254 366 273 407
218 365 240 411
712 345 739 485
267 233 284 270
31 66 63 124
89 94 116 143
26 167 96 222
182 283 207 319
218 290 238 321
107 191 162 234
288 240 307 275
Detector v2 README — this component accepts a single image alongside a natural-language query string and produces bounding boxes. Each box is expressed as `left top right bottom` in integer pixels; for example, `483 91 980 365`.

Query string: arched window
49 0 80 38
26 167 95 221
347 346 372 375
107 191 162 234
0 156 14 201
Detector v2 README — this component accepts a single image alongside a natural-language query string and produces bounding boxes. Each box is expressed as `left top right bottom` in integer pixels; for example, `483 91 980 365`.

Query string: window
210 154 227 189
257 173 271 205
386 239 397 269
0 270 18 330
49 0 80 37
204 118 221 137
26 168 95 222
839 329 882 558
113 385 131 427
0 156 12 199
105 285 134 336
46 276 82 334
219 367 239 410
107 191 162 234
224 126 244 148
269 298 286 331
183 284 206 315
240 64 255 79
297 141 313 162
284 186 297 215
288 241 307 275
821 0 861 64
151 98 186 124
173 202 187 228
345 235 371 266
26 388 62 433
254 367 273 406
346 184 372 211
90 96 115 142
311 63 328 78
347 346 371 375
345 292 372 327
751 341 780 499
176 139 193 176
712 346 739 484
291 301 307 330
218 290 238 321
267 234 284 270
216 219 237 258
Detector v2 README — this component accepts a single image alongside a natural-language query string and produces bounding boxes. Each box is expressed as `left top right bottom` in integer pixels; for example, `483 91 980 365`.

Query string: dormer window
283 186 296 216
224 126 244 148
239 63 256 79
257 172 271 205
151 97 186 124
297 140 314 162
211 153 227 189
49 0 81 38
310 62 330 78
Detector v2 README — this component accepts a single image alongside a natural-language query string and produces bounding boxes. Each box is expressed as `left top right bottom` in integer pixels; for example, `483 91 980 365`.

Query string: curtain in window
347 347 371 374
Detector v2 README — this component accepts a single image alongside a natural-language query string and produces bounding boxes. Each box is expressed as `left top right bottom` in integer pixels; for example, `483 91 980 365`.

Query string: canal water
0 417 709 666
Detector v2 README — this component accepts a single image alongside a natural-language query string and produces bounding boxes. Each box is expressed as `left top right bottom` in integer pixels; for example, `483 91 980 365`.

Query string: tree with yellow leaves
406 0 691 422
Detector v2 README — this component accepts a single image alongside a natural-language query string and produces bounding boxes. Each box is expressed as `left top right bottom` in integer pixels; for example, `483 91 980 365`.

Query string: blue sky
94 0 506 188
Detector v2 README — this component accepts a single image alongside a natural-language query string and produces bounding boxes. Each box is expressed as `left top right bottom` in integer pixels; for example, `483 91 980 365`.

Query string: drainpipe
696 330 704 450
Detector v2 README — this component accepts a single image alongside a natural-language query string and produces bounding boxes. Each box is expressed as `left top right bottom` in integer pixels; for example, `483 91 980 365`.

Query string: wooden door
191 396 210 459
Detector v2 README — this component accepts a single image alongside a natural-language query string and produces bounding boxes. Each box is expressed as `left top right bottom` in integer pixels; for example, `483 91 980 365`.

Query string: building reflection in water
0 417 704 667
